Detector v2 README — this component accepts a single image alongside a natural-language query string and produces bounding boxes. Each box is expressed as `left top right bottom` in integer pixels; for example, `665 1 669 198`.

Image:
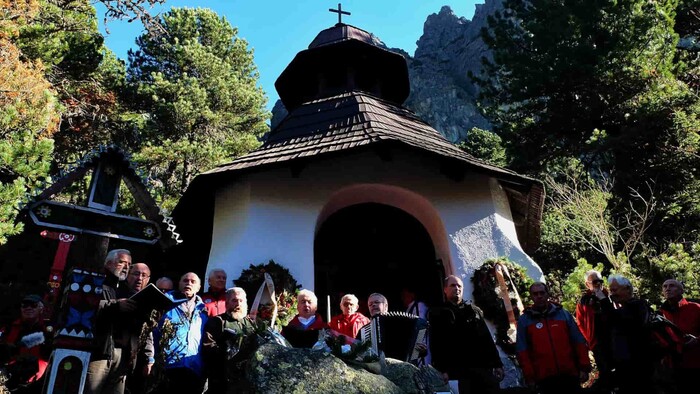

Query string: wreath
471 258 533 355
234 260 301 328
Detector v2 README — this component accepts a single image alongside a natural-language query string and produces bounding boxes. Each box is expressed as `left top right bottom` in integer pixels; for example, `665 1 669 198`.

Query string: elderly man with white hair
281 289 327 348
203 287 265 393
202 268 228 317
596 274 655 394
329 294 370 338
85 249 139 394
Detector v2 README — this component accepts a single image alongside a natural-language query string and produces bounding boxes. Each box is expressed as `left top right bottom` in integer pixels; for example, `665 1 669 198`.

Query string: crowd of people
1 250 699 394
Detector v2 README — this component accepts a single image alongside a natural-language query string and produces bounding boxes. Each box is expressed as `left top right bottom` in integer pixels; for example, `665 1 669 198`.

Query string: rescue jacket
660 298 700 369
202 290 226 317
516 303 591 382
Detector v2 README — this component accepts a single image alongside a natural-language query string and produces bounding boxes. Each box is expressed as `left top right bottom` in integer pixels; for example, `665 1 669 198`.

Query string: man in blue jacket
154 272 208 393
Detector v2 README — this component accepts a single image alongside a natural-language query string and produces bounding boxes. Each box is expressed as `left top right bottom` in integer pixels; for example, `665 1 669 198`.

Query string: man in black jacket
85 249 140 394
202 287 265 394
429 275 504 394
118 262 155 394
598 274 656 394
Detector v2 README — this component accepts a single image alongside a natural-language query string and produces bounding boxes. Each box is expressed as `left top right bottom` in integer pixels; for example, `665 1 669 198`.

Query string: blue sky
97 1 480 110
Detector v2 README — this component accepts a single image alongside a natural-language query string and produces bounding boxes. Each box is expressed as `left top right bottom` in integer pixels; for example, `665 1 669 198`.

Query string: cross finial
329 3 351 24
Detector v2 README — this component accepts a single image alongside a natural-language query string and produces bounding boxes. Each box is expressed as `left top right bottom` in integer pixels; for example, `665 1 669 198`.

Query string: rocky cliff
405 2 499 142
271 1 501 143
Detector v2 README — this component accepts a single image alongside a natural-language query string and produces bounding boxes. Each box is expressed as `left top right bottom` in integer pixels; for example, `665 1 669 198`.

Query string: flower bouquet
253 287 299 330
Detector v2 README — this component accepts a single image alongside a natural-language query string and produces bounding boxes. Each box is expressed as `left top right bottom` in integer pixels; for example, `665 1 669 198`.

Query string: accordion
360 311 429 364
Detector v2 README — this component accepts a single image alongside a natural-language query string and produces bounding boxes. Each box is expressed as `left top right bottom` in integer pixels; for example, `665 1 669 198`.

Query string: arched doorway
314 203 445 318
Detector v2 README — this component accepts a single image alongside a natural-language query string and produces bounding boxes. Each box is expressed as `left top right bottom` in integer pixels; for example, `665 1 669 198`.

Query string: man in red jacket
575 269 611 389
281 289 327 348
575 270 608 347
328 294 369 339
202 268 227 317
660 278 700 389
0 295 51 388
516 282 591 394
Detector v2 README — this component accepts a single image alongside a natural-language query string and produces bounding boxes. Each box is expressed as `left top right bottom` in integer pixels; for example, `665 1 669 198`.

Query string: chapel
171 21 545 314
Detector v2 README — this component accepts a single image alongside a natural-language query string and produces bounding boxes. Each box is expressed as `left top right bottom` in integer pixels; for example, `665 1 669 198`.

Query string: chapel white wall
207 150 544 299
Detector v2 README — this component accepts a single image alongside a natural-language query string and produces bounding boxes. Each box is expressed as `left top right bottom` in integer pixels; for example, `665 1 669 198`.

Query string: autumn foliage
0 41 60 137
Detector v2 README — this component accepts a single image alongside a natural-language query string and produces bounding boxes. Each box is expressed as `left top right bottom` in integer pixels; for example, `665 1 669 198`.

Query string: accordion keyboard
369 311 428 363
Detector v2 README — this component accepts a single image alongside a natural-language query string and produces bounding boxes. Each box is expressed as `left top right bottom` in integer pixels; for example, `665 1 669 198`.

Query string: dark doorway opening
314 203 444 319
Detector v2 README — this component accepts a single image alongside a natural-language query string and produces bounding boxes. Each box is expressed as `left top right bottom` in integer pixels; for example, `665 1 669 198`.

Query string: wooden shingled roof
206 91 535 186
195 91 544 253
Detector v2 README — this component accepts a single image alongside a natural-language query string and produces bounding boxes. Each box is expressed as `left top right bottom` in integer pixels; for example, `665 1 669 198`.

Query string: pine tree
0 0 58 243
127 7 269 211
476 0 700 251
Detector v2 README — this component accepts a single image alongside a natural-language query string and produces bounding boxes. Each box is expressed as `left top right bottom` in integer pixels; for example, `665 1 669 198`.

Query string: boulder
246 343 403 394
245 343 452 393
384 358 451 394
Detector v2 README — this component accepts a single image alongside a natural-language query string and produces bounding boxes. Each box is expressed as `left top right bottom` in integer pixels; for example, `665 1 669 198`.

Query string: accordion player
360 311 429 364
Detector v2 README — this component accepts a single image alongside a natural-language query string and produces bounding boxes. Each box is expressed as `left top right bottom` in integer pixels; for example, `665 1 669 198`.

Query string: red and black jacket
575 289 608 349
281 314 327 348
516 303 591 382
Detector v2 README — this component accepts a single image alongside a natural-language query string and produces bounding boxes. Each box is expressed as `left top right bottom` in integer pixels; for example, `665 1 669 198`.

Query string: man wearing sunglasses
118 263 155 394
575 269 611 390
0 294 51 388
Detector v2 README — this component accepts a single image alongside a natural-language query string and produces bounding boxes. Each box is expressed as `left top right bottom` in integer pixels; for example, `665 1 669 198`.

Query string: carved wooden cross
329 3 350 24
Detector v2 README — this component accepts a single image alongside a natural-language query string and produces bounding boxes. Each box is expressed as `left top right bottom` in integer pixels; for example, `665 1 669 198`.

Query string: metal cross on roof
329 3 351 24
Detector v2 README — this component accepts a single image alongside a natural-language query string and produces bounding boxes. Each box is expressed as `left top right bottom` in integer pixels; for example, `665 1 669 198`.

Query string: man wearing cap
0 295 51 387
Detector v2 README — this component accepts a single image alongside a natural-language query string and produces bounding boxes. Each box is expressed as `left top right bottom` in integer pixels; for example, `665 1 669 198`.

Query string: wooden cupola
274 23 410 111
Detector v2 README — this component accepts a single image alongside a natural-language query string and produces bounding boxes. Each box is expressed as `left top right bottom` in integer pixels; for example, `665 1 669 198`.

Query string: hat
22 294 43 304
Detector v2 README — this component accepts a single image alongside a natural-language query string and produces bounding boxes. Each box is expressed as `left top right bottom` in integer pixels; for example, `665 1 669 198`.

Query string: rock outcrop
405 2 501 142
246 343 449 394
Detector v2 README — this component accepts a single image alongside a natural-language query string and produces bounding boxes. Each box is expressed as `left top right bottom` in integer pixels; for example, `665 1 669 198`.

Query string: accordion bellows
361 311 428 363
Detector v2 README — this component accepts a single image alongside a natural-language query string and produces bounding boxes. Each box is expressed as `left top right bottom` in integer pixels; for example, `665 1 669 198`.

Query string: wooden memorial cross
28 152 162 257
329 3 350 24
